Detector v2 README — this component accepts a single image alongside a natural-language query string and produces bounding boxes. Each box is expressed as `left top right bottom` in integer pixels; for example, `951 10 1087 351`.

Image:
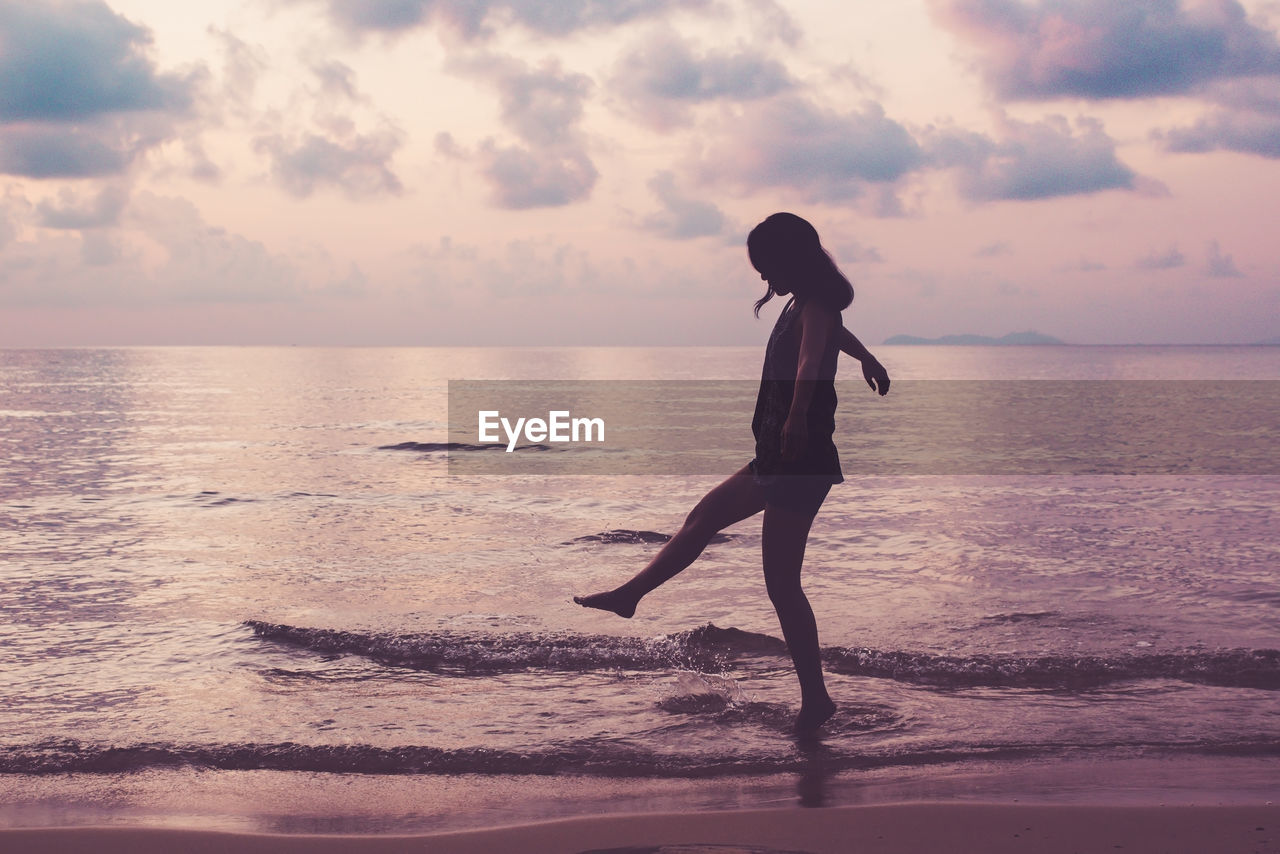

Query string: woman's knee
681 500 716 538
682 488 730 535
764 573 805 608
681 473 763 539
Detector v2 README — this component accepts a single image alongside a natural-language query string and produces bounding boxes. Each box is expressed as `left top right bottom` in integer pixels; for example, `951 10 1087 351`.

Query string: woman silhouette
575 212 890 734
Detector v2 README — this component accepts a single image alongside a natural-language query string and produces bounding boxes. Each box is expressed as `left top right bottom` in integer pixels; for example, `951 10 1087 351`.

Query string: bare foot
794 697 836 735
573 589 637 619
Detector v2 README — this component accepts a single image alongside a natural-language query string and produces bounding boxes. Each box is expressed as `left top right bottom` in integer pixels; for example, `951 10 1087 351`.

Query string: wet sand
3 804 1277 854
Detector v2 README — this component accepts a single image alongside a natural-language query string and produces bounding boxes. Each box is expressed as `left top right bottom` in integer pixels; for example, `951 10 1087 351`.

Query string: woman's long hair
747 212 854 317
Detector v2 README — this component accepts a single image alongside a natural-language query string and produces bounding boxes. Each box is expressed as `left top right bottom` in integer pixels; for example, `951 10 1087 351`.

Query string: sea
1 345 1278 833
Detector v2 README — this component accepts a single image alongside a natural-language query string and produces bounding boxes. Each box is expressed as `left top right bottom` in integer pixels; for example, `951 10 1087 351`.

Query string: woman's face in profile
754 264 792 296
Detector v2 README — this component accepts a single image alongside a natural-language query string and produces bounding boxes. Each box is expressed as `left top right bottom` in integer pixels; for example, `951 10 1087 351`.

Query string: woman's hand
781 412 808 461
862 357 890 396
839 327 891 395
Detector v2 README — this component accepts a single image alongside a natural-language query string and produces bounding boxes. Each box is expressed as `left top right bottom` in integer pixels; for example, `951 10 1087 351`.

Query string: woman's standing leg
575 464 767 617
761 501 835 733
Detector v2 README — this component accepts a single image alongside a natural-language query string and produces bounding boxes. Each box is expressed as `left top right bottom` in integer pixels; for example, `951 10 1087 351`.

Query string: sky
2 0 1279 346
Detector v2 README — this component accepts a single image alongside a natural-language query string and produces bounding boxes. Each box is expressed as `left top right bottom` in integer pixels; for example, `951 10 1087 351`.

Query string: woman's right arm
839 327 890 395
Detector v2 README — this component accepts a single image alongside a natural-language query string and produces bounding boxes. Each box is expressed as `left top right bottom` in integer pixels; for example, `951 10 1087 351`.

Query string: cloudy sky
2 0 1279 346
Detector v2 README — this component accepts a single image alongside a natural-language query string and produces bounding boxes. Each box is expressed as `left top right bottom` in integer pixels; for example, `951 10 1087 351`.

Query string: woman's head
747 212 853 316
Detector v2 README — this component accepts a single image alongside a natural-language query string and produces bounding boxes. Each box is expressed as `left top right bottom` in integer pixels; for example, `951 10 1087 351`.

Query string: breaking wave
245 621 778 674
7 736 1278 777
377 441 552 452
246 622 1280 689
824 646 1280 689
564 530 735 545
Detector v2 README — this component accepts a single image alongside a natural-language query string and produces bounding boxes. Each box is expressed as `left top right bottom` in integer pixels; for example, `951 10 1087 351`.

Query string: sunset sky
2 0 1279 345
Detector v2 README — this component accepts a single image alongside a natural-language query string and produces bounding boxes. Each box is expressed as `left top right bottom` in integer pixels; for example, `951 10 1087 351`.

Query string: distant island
1253 336 1280 346
883 331 1067 346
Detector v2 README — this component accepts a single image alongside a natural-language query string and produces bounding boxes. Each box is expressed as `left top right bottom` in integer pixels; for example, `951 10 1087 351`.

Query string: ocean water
1 345 1278 829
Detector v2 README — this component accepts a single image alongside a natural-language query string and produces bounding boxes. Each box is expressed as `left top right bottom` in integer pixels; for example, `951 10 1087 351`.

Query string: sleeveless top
751 297 844 483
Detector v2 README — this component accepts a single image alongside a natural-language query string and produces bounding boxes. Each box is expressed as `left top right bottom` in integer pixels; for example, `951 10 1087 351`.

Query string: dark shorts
749 460 834 517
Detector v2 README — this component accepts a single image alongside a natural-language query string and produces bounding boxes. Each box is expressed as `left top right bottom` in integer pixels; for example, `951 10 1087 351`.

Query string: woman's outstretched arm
839 327 890 396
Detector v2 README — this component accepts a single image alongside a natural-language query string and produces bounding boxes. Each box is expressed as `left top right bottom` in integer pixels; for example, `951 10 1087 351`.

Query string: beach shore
3 804 1277 854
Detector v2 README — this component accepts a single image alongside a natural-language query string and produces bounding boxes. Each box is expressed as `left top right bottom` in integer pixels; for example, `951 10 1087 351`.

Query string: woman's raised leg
574 464 766 617
761 501 835 734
